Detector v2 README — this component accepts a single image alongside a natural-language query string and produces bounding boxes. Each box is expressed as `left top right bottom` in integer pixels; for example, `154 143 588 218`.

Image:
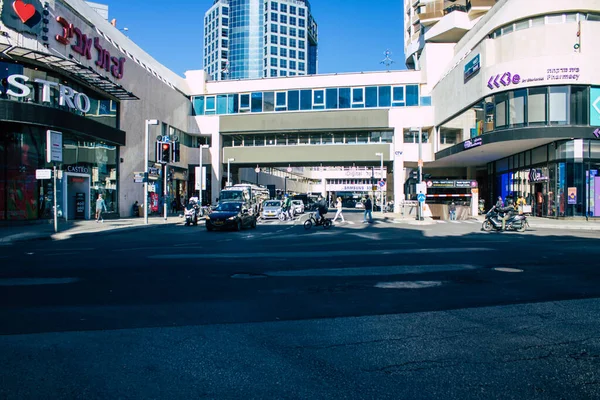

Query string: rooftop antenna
380 49 394 71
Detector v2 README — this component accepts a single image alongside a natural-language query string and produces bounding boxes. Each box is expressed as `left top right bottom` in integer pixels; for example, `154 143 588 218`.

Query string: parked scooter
184 198 201 226
482 205 529 232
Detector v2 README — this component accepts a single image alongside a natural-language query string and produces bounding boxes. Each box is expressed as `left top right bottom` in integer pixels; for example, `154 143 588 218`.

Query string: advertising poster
568 187 577 205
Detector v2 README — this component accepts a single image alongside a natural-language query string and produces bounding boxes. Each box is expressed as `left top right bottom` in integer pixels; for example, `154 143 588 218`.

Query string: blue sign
378 180 385 188
464 54 480 83
417 193 426 203
591 88 600 126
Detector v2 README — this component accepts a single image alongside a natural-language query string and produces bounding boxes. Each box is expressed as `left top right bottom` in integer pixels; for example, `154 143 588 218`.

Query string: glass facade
221 130 393 147
193 84 420 115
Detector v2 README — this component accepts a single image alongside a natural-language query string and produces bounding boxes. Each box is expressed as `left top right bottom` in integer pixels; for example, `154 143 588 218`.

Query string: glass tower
203 0 318 81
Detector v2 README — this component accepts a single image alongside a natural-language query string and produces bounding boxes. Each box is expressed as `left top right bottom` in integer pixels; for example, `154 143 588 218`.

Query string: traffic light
171 141 180 163
160 142 171 163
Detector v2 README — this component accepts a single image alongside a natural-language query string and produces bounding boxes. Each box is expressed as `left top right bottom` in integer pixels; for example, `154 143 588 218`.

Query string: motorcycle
482 206 529 232
184 202 201 226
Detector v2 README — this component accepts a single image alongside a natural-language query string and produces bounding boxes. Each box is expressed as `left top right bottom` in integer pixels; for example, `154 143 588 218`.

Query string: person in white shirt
332 197 345 223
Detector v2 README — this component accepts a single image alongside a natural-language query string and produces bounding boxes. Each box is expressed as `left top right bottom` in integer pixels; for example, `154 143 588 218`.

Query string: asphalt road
1 210 600 399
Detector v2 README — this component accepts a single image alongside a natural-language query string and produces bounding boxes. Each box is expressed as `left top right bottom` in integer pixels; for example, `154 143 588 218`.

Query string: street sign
417 193 426 203
35 169 52 179
378 180 385 188
46 130 62 163
416 182 428 195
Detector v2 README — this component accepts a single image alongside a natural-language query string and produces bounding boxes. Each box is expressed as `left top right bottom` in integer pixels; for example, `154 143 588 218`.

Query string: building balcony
417 0 445 26
466 0 495 16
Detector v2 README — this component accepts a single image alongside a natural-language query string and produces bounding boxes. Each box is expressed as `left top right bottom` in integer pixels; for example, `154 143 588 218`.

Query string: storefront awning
2 46 139 101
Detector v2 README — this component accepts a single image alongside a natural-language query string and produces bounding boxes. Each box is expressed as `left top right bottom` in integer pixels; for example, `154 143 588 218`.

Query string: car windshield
220 191 244 201
215 202 242 212
292 201 302 205
264 201 281 207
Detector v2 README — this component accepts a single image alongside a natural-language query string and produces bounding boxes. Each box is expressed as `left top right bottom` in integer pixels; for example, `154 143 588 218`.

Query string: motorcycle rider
282 194 293 220
314 196 328 224
499 198 516 230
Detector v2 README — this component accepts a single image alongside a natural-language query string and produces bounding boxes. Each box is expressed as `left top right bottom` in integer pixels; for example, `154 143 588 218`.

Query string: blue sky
98 0 406 77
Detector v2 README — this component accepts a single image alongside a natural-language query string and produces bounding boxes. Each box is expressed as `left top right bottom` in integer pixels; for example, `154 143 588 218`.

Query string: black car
206 201 257 231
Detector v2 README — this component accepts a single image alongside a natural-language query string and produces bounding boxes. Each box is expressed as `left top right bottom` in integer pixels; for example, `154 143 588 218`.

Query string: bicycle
278 207 294 222
303 212 332 230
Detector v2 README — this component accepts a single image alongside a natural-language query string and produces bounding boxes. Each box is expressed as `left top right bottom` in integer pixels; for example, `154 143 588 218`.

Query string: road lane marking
148 247 492 260
45 252 80 257
375 281 443 289
266 264 479 277
0 277 80 286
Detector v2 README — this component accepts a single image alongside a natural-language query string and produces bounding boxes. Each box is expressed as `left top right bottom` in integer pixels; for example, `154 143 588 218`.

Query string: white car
291 200 305 215
261 200 283 219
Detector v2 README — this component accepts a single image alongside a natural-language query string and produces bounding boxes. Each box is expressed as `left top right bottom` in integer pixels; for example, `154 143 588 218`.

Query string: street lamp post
227 158 235 187
375 152 384 212
255 165 260 185
144 119 159 225
198 144 209 204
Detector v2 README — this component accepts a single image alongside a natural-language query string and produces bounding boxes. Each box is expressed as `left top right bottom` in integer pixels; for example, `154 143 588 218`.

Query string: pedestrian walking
95 194 107 223
363 196 373 223
448 201 457 220
332 197 345 223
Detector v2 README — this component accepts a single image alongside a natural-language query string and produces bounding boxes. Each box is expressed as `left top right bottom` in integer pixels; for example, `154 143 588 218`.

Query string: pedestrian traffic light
171 141 180 163
160 142 171 163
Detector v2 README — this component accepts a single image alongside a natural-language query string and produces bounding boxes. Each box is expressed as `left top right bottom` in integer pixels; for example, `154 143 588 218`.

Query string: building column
210 131 221 205
393 127 405 213
321 178 327 197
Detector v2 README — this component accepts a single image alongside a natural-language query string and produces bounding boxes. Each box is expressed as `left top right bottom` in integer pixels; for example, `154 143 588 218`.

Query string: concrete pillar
210 131 221 205
393 127 405 213
321 178 327 197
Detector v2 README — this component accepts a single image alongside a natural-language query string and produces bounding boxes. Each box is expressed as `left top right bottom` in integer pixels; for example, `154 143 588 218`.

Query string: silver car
261 200 283 219
291 200 305 215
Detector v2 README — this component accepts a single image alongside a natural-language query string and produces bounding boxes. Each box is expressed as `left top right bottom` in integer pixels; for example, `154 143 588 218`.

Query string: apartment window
280 48 287 57
298 29 305 37
298 62 305 71
270 69 277 77
290 5 296 15
392 86 405 106
406 85 419 106
280 59 287 68
528 87 547 125
280 36 287 45
290 28 296 37
290 16 296 25
299 40 305 49
280 70 287 76
271 35 277 44
352 88 364 108
298 51 305 60
325 88 338 110
271 23 278 32
288 90 300 111
280 14 287 23
251 92 262 113
289 60 296 69
339 88 351 109
299 8 305 17
276 92 287 111
365 87 378 108
378 86 391 107
299 19 305 28
280 3 286 12
290 38 296 47
300 90 312 110
239 94 250 113
271 12 278 22
270 57 277 66
270 46 278 55
313 89 324 109
280 25 287 34
271 2 278 11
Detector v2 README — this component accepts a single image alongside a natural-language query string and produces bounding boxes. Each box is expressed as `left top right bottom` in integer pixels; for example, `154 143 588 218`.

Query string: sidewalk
0 216 183 245
375 212 600 231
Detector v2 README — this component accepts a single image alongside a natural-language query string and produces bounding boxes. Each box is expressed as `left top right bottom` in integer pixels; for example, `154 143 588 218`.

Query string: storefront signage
464 137 482 150
568 187 577 205
67 166 89 174
464 54 480 83
54 16 126 79
46 130 62 163
0 0 43 36
529 169 548 182
328 184 376 192
425 180 478 189
344 170 372 178
2 74 91 113
487 67 580 91
590 88 600 127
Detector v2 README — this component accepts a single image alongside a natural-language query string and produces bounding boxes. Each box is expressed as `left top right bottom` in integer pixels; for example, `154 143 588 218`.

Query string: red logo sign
55 16 125 79
12 0 35 23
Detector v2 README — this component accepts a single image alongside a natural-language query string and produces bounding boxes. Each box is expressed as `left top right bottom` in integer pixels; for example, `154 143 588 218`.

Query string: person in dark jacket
363 196 373 223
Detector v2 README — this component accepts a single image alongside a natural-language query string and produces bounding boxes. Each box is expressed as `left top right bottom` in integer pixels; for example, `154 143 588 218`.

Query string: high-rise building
85 1 109 20
404 0 496 70
203 0 318 81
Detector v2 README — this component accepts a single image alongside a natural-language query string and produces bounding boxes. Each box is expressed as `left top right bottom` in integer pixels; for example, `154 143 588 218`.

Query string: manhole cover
493 267 523 273
375 281 443 289
231 273 267 279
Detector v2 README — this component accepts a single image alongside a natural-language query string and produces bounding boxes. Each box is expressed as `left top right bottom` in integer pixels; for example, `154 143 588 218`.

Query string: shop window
339 88 351 109
406 85 419 106
570 86 588 125
495 92 508 128
378 86 391 107
509 89 527 127
483 97 494 132
326 88 338 109
549 86 569 125
528 87 547 125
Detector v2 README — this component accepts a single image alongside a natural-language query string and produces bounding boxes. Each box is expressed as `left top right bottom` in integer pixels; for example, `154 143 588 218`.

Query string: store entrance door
532 182 547 217
64 173 90 220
